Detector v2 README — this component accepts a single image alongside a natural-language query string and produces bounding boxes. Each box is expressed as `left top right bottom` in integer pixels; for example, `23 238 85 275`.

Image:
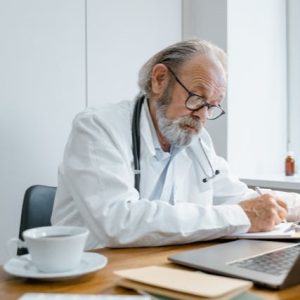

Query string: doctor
52 39 300 249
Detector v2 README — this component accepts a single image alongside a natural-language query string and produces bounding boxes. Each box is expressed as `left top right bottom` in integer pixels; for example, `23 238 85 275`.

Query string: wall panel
87 0 182 105
0 0 85 263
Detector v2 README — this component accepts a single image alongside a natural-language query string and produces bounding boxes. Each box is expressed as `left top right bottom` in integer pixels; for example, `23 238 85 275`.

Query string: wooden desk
1 241 300 300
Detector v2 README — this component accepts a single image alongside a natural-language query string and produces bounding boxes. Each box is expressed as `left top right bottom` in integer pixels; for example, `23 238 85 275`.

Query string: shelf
240 174 300 192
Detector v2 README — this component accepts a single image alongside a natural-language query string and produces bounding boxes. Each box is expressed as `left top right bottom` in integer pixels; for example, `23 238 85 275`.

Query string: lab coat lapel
171 150 193 203
187 138 214 174
140 100 156 157
139 101 160 198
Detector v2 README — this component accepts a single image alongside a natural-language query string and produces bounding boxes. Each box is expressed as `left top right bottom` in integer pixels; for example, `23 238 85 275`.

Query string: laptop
168 240 300 289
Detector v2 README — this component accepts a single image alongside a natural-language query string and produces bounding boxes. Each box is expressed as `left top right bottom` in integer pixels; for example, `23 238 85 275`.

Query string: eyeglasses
167 67 225 120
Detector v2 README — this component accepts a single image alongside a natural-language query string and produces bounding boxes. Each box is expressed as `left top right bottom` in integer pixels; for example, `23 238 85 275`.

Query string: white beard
156 102 202 147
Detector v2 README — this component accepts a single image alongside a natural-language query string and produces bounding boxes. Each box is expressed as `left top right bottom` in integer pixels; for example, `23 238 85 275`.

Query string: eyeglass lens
186 95 223 120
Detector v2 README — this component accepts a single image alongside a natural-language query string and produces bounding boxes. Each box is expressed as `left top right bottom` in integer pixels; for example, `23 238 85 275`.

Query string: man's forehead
197 81 226 92
181 54 225 79
180 55 227 100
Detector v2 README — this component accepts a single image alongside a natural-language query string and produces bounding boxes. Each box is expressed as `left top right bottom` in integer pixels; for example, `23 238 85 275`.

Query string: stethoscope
131 94 220 191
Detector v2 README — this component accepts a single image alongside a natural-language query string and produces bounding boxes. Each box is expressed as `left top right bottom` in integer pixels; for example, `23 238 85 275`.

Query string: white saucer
4 252 107 280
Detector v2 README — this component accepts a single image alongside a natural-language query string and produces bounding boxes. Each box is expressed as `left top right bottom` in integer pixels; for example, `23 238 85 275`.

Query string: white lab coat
51 100 298 249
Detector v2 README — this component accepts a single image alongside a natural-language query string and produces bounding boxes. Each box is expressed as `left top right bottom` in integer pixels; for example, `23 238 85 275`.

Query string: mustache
175 116 201 131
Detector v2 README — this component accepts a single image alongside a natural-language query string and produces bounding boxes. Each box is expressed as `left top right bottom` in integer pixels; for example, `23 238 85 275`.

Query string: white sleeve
59 111 250 248
212 156 257 204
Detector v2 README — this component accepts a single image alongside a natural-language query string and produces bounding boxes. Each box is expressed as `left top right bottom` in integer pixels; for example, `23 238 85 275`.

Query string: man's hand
239 194 288 232
282 192 300 222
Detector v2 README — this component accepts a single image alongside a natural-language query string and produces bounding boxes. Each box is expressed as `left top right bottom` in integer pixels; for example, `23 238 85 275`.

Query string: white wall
0 0 85 263
182 0 228 159
88 0 182 105
0 0 182 264
287 0 300 171
227 0 287 176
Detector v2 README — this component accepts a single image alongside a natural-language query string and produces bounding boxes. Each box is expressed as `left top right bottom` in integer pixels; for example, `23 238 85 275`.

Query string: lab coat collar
140 98 158 157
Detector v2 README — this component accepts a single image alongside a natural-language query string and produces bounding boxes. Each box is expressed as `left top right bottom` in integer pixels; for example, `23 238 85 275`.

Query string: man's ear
151 64 170 97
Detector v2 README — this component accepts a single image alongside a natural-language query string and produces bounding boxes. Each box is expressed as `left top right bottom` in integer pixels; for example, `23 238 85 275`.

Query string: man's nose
191 106 208 121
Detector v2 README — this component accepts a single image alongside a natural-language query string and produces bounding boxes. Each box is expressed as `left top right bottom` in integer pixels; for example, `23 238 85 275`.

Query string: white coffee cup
7 226 89 273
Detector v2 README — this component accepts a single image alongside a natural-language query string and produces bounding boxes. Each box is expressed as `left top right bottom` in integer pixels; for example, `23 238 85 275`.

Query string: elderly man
51 39 300 249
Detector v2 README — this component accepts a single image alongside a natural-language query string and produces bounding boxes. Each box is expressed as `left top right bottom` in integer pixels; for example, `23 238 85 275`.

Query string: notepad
225 222 298 239
115 266 252 300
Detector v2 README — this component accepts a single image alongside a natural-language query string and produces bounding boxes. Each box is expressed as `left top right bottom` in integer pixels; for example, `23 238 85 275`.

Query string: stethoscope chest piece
198 139 220 183
202 169 220 183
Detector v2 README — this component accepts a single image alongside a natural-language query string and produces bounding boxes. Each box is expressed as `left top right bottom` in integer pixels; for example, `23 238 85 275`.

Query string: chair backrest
17 185 57 255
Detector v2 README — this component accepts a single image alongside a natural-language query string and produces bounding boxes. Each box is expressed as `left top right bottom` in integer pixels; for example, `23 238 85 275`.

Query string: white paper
227 222 296 239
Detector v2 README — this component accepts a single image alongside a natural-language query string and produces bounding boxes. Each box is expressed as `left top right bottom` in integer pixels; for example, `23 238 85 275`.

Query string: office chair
17 185 57 255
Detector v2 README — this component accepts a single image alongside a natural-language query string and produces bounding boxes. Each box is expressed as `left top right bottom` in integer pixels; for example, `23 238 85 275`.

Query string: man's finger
276 198 288 210
277 206 288 221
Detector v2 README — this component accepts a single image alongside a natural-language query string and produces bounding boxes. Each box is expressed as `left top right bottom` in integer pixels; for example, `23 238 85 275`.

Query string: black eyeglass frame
166 67 226 120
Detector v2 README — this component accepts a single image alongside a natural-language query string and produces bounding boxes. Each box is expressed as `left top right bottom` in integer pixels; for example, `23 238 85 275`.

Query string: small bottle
285 152 295 176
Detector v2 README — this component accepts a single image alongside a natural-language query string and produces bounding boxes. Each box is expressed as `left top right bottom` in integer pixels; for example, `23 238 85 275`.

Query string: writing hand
239 194 287 232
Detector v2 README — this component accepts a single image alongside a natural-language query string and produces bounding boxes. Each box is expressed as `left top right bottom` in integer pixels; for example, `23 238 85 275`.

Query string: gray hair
138 39 227 97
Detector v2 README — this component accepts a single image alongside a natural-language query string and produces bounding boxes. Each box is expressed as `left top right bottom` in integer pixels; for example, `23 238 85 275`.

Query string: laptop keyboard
229 244 300 276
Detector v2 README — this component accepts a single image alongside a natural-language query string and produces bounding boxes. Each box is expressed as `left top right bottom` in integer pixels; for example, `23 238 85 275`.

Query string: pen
283 223 296 233
255 186 263 196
